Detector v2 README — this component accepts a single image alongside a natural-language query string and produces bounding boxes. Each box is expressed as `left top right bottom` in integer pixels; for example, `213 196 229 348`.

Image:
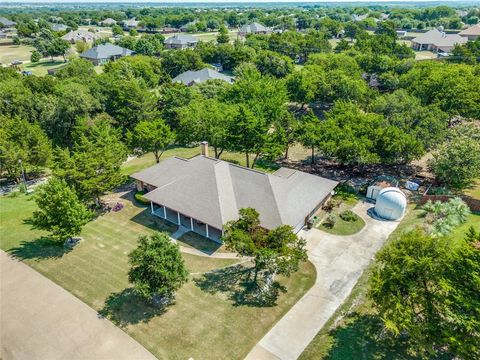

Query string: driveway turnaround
0 251 157 360
245 201 400 360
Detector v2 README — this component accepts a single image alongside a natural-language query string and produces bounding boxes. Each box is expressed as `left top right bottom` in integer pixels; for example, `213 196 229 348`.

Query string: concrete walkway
0 251 157 360
245 201 400 360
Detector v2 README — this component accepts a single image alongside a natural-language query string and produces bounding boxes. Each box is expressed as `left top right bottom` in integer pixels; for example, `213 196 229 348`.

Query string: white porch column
190 218 194 231
177 212 181 225
150 201 154 214
163 206 166 219
206 224 209 238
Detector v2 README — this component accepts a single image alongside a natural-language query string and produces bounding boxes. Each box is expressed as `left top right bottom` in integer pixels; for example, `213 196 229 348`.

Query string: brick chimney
200 141 209 157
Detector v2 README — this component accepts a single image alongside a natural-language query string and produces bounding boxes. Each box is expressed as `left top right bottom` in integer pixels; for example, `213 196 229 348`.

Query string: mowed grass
0 192 316 359
122 145 285 176
0 44 36 64
300 205 480 360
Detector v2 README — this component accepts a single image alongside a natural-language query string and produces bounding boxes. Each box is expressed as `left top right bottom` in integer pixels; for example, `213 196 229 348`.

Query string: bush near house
134 191 150 205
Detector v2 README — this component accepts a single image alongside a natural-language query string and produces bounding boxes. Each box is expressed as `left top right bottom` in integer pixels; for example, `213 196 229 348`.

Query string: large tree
177 98 236 159
30 178 92 242
128 232 189 303
369 228 480 358
428 132 480 190
54 117 127 205
0 116 52 182
223 208 307 284
128 118 175 163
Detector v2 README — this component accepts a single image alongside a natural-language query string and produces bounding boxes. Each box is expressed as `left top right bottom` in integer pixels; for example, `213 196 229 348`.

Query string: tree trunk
252 153 260 169
245 152 250 168
217 148 224 159
284 144 289 160
311 146 315 165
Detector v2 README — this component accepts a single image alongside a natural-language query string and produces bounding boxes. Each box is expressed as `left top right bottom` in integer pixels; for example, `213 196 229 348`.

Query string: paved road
245 201 400 360
0 251 157 360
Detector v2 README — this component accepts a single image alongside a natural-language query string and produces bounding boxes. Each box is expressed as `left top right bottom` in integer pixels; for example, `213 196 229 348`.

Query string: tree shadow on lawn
194 264 286 307
324 313 424 360
99 288 168 327
8 236 72 261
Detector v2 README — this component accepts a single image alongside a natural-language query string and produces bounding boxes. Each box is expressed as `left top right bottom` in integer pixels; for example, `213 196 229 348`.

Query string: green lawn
316 195 365 236
22 60 67 76
300 205 480 360
122 145 282 176
0 44 35 64
0 191 316 359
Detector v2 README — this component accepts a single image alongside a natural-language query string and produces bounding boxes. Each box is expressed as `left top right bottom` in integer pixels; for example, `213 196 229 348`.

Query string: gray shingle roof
79 44 134 60
412 29 468 47
0 17 16 27
164 34 198 45
131 155 338 230
239 22 271 34
172 68 234 85
61 30 98 42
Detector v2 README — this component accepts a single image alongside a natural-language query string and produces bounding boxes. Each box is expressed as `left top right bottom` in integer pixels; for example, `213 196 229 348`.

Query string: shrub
324 214 337 228
135 191 150 205
340 210 358 222
322 198 341 212
422 197 471 236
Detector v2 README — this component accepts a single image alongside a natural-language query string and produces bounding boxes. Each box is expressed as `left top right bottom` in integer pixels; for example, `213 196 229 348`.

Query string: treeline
3 4 479 37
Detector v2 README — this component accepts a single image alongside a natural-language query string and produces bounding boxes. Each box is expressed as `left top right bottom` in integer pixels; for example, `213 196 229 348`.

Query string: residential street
245 201 400 360
0 251 156 360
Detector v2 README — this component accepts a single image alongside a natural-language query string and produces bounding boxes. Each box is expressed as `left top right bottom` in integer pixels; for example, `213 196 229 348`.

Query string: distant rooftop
80 43 134 60
172 68 234 85
164 34 199 45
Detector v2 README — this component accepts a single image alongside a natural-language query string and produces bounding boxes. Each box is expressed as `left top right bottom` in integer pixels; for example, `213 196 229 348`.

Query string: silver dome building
374 187 407 220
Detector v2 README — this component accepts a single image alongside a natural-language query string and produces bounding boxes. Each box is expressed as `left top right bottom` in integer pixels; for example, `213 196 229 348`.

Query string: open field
0 44 35 64
0 189 316 359
299 204 480 360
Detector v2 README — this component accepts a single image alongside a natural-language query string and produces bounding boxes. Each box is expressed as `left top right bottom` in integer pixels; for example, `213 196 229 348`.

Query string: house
51 23 69 32
352 14 369 22
0 17 16 28
459 24 480 41
100 18 117 26
164 34 198 49
396 30 408 37
62 30 99 43
131 143 338 242
122 18 140 30
238 22 272 36
172 68 234 86
411 29 467 54
79 44 134 65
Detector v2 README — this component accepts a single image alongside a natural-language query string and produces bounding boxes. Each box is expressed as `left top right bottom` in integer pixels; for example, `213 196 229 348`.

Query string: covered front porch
150 202 223 243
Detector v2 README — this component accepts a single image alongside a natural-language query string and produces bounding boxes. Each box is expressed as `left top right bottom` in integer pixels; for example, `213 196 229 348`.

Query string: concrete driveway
0 251 157 360
245 201 400 360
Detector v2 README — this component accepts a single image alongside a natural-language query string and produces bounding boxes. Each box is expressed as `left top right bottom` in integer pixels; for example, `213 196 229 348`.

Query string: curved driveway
245 201 400 360
0 251 156 360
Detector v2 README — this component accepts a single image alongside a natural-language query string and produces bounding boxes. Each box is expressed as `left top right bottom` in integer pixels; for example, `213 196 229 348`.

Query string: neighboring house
396 30 408 37
131 143 338 242
172 68 234 86
459 24 480 41
164 34 199 49
0 17 16 28
352 14 369 22
122 18 139 29
62 30 99 43
238 22 272 36
411 29 468 54
101 18 117 26
79 44 134 65
51 23 69 32
160 27 178 34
